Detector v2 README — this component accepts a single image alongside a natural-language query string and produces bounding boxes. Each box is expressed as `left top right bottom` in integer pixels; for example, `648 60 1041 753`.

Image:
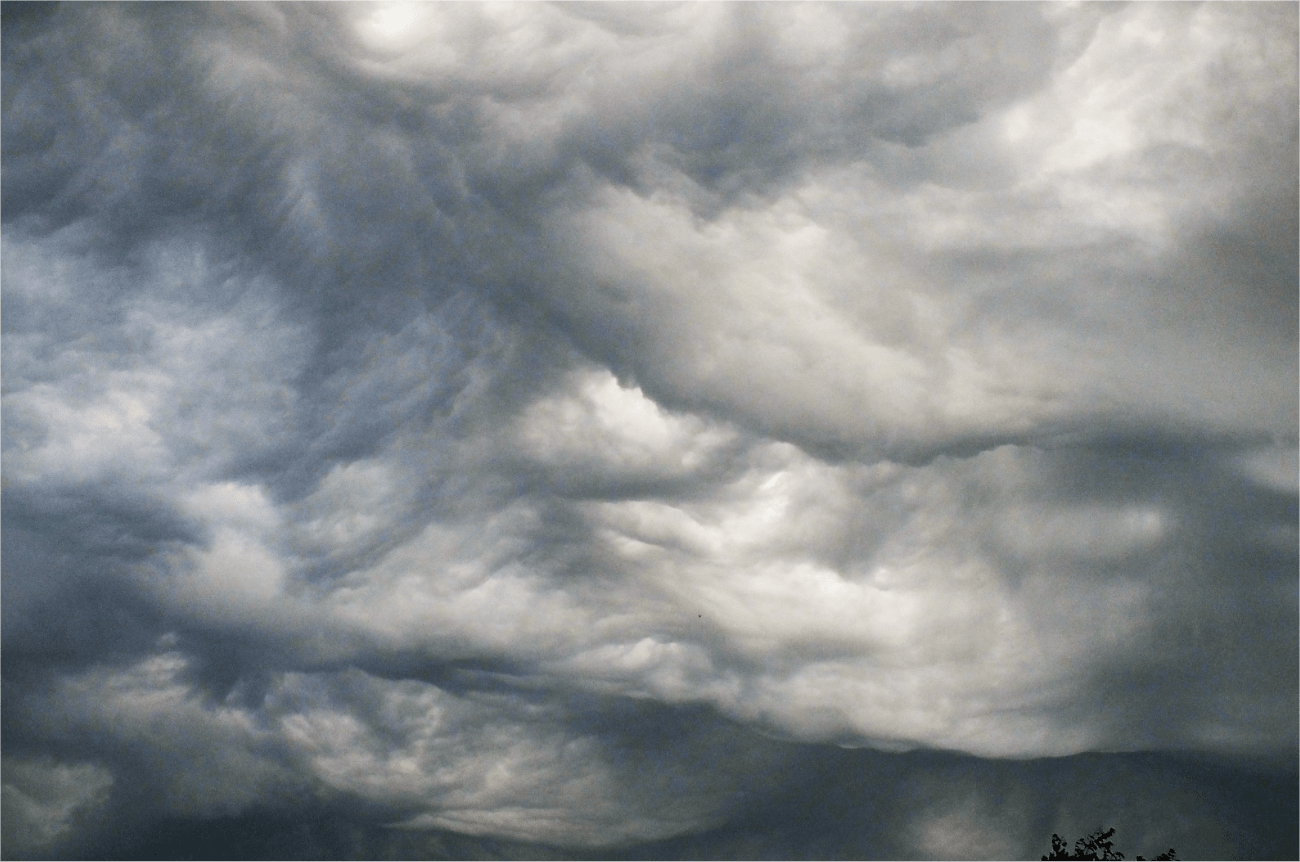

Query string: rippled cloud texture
3 3 1297 859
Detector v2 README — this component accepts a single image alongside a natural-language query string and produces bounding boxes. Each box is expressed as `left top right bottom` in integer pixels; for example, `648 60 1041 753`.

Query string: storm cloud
2 3 1296 859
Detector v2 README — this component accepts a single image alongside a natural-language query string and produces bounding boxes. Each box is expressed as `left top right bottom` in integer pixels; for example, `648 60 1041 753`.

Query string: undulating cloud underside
2 3 1296 859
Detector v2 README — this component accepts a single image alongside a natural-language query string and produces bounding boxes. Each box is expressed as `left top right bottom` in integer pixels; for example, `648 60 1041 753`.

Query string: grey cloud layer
2 2 1296 858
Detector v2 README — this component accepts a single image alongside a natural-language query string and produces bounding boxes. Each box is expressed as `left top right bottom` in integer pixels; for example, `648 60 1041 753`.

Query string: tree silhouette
1041 826 1178 860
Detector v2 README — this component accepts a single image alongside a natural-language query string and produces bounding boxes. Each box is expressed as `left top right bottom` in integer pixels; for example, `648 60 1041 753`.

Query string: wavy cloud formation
3 3 1296 858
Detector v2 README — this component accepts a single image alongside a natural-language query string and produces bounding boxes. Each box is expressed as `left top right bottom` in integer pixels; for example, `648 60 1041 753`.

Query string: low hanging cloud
3 2 1296 859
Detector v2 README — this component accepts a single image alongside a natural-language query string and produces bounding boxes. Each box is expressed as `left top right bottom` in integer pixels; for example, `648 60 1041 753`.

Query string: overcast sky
2 2 1297 859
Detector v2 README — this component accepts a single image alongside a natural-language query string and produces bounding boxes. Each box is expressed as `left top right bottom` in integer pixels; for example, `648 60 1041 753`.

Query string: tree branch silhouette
1040 826 1178 860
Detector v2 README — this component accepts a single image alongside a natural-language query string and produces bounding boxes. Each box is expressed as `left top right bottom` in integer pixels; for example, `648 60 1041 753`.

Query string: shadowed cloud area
2 2 1296 859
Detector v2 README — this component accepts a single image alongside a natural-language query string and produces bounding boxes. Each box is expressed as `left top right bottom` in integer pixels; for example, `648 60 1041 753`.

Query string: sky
1 2 1296 859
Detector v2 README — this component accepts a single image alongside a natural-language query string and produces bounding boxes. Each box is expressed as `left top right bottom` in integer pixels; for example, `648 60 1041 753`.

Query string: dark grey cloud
2 2 1296 859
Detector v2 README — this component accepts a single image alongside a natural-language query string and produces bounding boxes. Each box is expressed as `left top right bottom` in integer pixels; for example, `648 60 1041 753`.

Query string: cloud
10 648 796 850
527 1 1297 461
2 1 1295 857
0 758 114 857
